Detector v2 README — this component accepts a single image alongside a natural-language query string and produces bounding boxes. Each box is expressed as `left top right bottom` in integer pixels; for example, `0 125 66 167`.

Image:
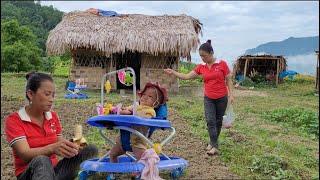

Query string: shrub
262 108 319 138
284 74 315 84
41 56 56 73
1 19 42 72
178 61 202 86
249 154 293 179
240 78 255 87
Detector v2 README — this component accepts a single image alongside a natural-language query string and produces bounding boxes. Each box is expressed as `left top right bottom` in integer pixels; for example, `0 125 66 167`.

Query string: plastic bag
222 103 234 129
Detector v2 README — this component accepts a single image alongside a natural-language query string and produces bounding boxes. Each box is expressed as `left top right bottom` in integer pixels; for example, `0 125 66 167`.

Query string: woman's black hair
25 72 53 101
199 39 214 54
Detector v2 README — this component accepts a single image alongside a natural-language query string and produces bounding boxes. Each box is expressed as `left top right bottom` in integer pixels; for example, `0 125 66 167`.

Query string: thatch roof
236 54 287 61
46 11 202 57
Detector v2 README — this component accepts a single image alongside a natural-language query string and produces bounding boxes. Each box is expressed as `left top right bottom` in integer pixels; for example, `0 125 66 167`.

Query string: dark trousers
17 144 98 180
204 95 228 148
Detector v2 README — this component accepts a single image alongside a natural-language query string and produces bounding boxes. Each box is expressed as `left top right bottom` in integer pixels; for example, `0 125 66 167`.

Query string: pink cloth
138 149 163 180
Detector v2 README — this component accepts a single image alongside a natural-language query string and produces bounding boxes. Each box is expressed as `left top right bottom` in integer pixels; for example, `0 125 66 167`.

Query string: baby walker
78 67 188 180
64 78 88 99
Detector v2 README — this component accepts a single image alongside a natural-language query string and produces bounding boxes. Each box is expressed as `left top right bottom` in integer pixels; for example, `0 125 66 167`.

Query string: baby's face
140 87 158 107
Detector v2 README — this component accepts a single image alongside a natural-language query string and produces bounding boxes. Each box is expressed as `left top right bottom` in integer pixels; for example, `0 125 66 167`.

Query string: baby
109 82 168 162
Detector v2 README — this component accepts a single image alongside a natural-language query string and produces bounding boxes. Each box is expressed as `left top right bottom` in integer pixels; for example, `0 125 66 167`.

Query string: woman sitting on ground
5 72 98 180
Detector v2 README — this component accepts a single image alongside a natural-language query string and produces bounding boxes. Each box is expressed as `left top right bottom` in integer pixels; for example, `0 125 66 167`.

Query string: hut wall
140 54 179 93
70 51 183 92
70 66 105 89
70 48 121 90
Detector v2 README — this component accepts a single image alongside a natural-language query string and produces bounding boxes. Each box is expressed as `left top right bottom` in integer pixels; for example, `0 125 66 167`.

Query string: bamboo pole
243 58 249 80
276 58 279 86
316 52 319 92
70 49 76 81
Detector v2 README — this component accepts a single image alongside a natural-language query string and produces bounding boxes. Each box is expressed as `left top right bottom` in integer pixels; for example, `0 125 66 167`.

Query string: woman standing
5 72 98 180
164 40 234 155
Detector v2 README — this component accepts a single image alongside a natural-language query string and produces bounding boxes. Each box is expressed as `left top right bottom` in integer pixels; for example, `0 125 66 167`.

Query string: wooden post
316 52 319 93
70 49 76 81
276 58 279 86
243 58 249 80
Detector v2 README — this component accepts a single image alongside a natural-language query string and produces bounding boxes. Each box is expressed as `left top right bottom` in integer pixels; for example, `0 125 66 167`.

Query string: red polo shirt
5 107 62 176
193 60 230 99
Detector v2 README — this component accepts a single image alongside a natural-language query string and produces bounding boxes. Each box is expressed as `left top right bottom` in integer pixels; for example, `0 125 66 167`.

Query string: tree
1 1 63 56
1 19 41 72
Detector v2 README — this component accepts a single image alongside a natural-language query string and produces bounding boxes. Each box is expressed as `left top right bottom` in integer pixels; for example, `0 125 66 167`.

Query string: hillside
245 36 319 56
1 1 63 56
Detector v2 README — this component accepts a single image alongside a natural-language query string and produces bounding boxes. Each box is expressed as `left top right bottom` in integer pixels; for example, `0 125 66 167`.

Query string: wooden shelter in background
233 54 287 86
315 50 319 93
46 11 202 92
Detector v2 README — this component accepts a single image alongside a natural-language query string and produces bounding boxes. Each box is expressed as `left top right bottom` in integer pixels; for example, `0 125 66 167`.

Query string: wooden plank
243 58 248 80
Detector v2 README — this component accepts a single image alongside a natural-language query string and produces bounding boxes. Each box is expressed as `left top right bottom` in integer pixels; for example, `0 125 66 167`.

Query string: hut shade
234 55 287 71
46 11 202 57
233 54 288 85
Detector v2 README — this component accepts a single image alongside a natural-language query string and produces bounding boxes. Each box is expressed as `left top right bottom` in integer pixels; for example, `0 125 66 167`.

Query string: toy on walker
78 67 188 180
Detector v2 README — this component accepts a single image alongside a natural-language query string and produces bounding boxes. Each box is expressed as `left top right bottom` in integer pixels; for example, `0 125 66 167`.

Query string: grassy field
172 75 319 179
1 72 319 179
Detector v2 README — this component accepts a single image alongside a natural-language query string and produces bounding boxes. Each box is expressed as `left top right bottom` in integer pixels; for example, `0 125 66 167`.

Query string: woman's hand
164 68 175 75
226 74 235 104
229 94 235 104
52 139 79 158
164 68 197 80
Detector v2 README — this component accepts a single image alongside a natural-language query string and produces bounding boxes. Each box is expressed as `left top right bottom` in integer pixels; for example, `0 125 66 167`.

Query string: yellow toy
104 80 111 94
153 143 162 154
103 103 113 115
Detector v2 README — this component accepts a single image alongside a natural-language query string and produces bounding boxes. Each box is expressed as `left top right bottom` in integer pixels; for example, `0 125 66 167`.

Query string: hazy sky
40 1 319 66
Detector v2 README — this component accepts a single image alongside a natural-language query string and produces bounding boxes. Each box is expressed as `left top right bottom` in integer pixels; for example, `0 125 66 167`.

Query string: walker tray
87 115 172 128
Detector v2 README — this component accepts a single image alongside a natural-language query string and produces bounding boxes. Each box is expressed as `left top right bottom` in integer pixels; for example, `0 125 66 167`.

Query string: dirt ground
1 98 239 179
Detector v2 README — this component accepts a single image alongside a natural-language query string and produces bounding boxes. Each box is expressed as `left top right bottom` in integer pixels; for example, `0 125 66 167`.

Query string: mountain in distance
244 36 319 75
245 36 319 56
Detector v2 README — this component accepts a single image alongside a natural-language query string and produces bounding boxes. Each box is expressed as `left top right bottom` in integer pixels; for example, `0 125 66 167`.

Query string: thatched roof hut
46 11 202 91
233 54 287 86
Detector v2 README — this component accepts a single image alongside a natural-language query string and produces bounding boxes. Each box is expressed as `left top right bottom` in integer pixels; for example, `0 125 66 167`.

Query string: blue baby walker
64 79 88 99
78 67 188 180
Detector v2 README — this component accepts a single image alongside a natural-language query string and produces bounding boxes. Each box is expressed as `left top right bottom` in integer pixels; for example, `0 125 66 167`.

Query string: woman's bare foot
206 144 213 151
206 147 219 156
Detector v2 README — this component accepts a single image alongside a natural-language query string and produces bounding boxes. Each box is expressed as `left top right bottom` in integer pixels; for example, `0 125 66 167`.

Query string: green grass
169 75 319 179
1 72 319 179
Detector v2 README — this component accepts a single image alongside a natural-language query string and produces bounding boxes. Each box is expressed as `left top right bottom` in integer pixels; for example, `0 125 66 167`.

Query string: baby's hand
126 106 133 112
120 107 132 115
